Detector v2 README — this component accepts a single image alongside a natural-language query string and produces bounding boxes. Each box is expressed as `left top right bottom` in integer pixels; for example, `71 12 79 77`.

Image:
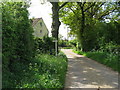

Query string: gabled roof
31 18 49 33
32 18 42 26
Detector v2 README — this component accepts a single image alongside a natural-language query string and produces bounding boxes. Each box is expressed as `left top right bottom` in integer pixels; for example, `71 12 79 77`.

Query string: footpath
61 49 119 90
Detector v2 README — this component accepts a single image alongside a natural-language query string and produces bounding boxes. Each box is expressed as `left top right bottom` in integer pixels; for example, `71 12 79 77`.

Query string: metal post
55 40 57 56
53 40 58 56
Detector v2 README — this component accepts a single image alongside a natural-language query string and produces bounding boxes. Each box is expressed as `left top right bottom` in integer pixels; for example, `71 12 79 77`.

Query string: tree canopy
59 2 119 51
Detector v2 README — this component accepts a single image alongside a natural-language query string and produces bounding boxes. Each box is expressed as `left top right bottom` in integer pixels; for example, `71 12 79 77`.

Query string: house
32 18 49 38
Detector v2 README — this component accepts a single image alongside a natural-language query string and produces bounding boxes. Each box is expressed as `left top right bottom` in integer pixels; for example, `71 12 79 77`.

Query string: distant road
61 49 119 89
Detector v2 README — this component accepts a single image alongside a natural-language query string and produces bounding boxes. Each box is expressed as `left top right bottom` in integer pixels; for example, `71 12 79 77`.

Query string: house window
40 30 42 33
40 22 42 26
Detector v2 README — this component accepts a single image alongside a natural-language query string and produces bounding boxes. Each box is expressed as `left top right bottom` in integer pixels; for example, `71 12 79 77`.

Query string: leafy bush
57 51 67 61
2 1 68 89
34 37 55 55
59 40 71 47
3 54 68 88
102 42 120 54
69 39 77 47
2 2 34 72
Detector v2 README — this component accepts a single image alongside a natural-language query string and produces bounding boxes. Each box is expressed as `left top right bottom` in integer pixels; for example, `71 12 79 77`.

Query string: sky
28 0 68 39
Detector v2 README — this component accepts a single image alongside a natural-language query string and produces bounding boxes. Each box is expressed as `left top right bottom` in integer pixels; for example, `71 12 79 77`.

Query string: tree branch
69 7 81 20
98 8 116 20
93 2 105 13
59 2 68 10
84 2 96 12
69 7 76 14
77 2 82 9
82 2 86 7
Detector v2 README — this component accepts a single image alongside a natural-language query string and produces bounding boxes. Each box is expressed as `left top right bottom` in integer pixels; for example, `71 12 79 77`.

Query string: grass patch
73 50 119 73
73 50 85 55
3 54 68 89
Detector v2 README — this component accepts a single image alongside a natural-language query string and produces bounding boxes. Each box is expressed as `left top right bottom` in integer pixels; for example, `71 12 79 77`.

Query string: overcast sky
28 0 68 39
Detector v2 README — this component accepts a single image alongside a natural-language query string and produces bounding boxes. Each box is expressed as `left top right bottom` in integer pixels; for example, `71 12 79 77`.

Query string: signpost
53 40 58 56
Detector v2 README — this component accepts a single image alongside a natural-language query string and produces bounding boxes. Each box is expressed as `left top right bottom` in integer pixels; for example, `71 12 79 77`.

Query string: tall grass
73 50 119 73
3 54 68 89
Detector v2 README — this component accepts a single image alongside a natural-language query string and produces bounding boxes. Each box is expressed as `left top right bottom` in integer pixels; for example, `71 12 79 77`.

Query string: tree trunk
79 4 86 52
50 2 68 54
51 2 61 40
50 2 61 54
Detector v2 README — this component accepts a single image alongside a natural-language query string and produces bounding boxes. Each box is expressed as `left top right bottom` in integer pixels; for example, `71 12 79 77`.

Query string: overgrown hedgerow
2 2 68 89
3 54 67 88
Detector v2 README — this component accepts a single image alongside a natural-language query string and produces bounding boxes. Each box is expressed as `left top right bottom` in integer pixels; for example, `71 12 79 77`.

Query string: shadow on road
61 49 119 89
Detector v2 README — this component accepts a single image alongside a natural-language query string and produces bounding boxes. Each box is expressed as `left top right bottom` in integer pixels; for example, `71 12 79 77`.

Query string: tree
48 1 68 53
60 2 118 51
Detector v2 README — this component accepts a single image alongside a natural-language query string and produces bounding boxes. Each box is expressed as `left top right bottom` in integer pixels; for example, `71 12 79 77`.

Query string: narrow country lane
61 49 119 90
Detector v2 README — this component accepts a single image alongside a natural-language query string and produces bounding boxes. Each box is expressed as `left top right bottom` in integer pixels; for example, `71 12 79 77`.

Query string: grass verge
73 50 119 73
3 53 68 89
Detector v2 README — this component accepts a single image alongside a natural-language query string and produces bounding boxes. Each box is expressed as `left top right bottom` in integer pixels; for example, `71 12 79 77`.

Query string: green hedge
2 1 68 89
34 37 55 55
2 2 35 72
2 2 34 88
